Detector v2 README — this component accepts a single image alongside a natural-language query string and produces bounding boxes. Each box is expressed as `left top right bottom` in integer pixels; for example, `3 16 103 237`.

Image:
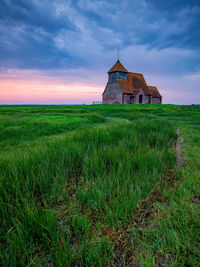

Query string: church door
130 96 134 104
139 95 143 104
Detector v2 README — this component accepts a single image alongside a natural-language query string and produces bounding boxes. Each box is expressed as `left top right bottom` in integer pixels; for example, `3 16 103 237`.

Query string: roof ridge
148 86 162 97
128 72 143 75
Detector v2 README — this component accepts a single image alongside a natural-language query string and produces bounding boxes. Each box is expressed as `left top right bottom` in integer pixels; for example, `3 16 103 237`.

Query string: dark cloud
0 0 74 32
0 0 199 76
146 0 198 12
0 0 80 69
71 0 200 50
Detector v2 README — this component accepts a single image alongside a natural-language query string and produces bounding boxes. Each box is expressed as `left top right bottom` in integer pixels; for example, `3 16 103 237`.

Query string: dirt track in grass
108 128 185 266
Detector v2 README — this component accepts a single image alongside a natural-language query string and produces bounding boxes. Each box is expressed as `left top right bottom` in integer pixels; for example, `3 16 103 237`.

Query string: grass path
175 129 184 168
125 117 200 266
104 127 185 265
94 115 199 266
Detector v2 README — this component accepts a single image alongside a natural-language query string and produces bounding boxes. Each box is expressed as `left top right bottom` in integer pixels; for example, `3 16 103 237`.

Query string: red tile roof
108 60 128 73
128 72 151 95
148 86 162 97
118 72 152 95
118 80 132 94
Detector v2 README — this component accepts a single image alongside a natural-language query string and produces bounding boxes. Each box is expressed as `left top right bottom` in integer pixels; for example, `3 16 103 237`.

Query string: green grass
0 104 199 266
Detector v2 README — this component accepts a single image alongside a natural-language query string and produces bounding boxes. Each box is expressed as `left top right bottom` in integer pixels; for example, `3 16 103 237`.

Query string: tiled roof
148 86 162 97
118 72 152 95
118 80 133 94
128 72 151 95
108 60 128 73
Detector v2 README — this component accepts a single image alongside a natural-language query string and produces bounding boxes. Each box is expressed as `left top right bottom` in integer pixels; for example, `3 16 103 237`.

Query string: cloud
0 0 199 70
0 0 199 104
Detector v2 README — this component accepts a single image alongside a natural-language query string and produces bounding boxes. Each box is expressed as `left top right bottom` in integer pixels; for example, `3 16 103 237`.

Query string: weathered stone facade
151 97 162 104
102 82 123 104
102 60 162 104
108 72 127 83
133 89 146 104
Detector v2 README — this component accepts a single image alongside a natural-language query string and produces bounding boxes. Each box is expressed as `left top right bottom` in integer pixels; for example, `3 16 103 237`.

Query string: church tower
102 60 128 104
107 60 128 83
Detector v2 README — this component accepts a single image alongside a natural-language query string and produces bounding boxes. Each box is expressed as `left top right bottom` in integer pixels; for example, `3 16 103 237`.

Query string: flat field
0 104 199 266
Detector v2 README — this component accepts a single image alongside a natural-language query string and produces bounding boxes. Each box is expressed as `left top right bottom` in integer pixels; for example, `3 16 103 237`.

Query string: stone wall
123 94 130 104
102 83 162 105
133 89 147 104
123 90 150 104
108 72 127 83
151 97 162 104
102 82 123 104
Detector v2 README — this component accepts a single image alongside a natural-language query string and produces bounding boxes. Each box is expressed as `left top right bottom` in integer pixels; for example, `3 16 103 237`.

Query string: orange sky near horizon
0 78 102 104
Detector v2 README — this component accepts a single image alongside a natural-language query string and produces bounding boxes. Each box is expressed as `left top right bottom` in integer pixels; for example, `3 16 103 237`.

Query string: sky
0 0 200 105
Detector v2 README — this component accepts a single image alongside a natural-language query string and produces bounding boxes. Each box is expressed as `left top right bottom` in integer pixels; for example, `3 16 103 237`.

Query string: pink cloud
0 71 103 104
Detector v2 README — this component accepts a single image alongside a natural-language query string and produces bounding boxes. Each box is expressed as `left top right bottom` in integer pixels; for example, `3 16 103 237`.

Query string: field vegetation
0 104 199 266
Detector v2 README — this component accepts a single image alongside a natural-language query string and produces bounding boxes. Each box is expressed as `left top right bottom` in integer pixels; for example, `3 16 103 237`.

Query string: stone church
102 60 162 104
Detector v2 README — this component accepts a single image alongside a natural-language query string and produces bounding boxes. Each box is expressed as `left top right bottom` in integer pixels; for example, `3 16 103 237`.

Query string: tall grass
131 120 200 266
0 110 177 265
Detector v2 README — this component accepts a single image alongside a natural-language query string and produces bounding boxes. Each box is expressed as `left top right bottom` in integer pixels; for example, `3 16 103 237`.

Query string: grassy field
0 104 199 266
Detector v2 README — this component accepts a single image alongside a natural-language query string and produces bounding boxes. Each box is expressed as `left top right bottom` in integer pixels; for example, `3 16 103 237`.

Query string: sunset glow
0 79 101 104
0 69 104 104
